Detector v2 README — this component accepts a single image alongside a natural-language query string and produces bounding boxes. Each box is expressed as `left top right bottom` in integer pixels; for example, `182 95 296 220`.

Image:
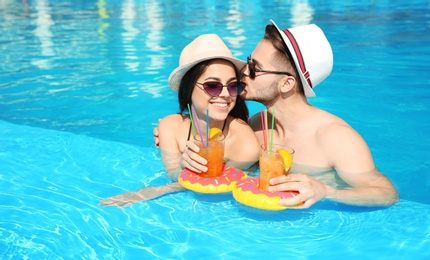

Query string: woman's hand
99 183 186 208
99 191 149 208
180 140 207 173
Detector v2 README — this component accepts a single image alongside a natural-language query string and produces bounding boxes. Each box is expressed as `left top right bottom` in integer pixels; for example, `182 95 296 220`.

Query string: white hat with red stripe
270 20 333 97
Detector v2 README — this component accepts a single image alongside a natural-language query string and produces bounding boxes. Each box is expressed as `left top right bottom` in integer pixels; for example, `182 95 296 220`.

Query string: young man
236 20 399 208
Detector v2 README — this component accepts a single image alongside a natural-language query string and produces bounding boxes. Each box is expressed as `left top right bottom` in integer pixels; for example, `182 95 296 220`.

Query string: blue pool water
1 0 430 258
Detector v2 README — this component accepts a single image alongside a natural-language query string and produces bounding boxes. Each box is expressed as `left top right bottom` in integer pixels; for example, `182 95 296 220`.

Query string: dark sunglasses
247 56 293 79
196 81 246 97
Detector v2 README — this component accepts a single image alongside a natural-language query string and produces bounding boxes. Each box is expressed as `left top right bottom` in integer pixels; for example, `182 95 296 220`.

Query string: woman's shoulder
158 113 189 152
224 116 260 169
228 116 254 131
227 116 259 146
159 113 188 132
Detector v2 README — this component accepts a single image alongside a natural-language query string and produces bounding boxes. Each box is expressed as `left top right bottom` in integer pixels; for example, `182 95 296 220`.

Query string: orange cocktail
194 129 225 178
259 144 294 191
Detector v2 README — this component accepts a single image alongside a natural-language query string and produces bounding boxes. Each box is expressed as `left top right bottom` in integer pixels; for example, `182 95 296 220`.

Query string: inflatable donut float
232 177 300 210
178 165 247 194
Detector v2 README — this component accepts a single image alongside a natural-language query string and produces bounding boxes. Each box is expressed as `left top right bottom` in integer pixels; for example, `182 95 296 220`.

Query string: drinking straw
265 109 269 152
206 109 209 145
260 109 267 150
191 105 205 147
187 104 196 137
270 109 275 155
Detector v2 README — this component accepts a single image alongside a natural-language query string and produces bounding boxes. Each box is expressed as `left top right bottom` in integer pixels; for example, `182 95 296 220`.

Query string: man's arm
270 123 399 208
321 124 399 206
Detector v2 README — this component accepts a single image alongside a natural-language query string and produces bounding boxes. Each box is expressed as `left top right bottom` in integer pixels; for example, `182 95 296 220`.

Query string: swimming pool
1 0 429 258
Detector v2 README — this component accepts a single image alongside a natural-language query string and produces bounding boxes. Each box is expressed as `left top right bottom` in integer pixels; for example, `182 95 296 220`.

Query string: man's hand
153 126 160 147
268 173 335 208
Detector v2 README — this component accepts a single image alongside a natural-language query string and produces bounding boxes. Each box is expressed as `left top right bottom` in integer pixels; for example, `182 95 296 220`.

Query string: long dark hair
264 25 304 95
177 59 249 122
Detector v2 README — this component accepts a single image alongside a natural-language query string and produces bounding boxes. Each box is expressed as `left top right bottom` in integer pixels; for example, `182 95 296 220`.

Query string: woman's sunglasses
196 81 246 97
247 56 293 79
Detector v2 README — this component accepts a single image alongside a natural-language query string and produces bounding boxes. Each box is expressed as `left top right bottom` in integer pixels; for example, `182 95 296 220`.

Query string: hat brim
270 19 316 97
168 55 246 92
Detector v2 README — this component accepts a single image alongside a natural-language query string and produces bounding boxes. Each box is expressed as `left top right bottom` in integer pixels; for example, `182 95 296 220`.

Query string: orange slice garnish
208 128 222 140
278 148 293 169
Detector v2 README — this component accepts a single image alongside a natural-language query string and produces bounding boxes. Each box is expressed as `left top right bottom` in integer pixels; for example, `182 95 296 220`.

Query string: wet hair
177 59 249 122
264 25 305 95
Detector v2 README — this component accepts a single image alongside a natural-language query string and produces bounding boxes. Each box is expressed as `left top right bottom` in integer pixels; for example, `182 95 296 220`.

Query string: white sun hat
168 34 246 92
270 20 333 97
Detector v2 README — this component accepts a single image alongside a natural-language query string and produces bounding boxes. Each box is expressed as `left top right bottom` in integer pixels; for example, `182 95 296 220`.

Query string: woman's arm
99 116 185 207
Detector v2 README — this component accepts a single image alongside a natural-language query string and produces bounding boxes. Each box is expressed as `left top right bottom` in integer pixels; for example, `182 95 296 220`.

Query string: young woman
100 34 260 207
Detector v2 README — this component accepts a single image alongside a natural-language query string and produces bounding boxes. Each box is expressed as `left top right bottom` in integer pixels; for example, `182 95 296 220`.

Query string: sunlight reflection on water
1 0 429 258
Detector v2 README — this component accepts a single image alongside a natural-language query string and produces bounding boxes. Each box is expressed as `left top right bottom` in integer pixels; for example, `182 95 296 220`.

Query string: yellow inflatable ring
232 177 300 210
178 166 248 194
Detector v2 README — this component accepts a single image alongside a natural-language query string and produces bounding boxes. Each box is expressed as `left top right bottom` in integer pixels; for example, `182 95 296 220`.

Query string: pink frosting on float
235 177 299 198
179 166 247 186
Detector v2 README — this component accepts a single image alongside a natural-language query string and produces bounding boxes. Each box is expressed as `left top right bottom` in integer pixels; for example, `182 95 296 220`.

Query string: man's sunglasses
247 56 293 79
196 81 246 97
